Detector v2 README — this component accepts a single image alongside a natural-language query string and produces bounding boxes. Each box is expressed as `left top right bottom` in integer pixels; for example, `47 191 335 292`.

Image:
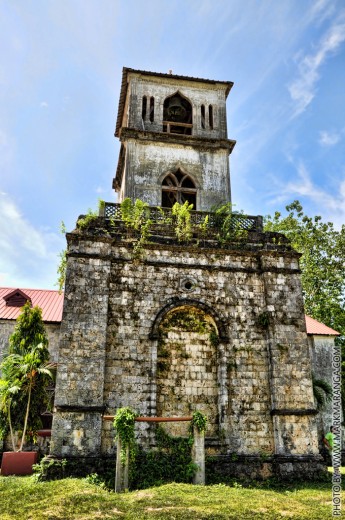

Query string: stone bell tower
113 68 235 210
50 67 324 482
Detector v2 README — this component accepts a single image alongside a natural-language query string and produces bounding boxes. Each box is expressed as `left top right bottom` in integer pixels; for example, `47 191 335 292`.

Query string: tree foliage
264 200 345 340
265 201 345 413
0 303 53 449
9 302 49 355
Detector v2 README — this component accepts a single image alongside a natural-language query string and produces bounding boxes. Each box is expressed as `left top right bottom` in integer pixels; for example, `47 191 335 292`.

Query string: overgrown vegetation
113 407 138 463
211 202 248 244
130 425 197 489
0 475 337 519
112 407 208 490
265 200 345 412
0 303 53 450
312 375 332 410
172 200 193 242
118 198 152 257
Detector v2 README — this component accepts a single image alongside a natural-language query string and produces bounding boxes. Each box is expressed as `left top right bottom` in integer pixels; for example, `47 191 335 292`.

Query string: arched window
149 96 155 122
163 92 193 135
209 105 213 129
201 105 205 129
142 96 147 120
161 169 197 209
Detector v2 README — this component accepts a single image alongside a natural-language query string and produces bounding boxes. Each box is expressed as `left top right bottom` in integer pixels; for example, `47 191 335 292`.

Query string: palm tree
0 343 53 452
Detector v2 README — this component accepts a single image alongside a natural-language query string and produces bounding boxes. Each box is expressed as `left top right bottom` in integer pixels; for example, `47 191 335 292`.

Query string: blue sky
1 0 344 289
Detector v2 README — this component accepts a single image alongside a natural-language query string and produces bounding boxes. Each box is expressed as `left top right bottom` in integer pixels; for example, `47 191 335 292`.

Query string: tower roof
115 67 234 137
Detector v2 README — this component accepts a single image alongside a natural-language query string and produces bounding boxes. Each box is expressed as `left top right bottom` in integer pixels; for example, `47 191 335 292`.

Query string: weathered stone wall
125 71 229 139
52 227 319 470
0 319 60 364
308 334 345 450
120 135 231 210
51 249 111 458
116 70 234 210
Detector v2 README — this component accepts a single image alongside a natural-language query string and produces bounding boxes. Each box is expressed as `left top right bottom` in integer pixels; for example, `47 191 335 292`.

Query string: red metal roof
305 315 340 336
0 287 63 323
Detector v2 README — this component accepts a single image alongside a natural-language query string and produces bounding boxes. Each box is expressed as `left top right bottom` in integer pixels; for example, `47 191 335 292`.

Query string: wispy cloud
318 130 341 146
269 159 345 228
0 193 63 288
289 11 345 117
40 101 48 108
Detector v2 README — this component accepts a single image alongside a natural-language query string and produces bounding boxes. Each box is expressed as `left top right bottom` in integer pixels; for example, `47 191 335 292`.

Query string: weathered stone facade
50 68 325 480
51 221 324 479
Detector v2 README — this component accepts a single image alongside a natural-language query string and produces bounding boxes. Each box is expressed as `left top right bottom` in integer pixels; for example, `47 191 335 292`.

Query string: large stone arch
150 298 228 341
150 299 228 438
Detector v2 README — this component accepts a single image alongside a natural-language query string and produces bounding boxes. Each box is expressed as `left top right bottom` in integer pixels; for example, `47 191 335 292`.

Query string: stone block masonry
50 221 325 480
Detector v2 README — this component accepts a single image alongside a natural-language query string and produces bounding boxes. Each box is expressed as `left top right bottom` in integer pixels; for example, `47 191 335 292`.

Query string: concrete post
192 426 205 485
115 438 129 492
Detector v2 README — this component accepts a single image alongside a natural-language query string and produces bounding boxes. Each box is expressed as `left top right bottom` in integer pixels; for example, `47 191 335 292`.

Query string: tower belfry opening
163 92 193 135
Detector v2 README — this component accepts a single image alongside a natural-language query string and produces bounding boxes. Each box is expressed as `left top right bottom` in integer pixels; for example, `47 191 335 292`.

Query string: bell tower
113 68 236 211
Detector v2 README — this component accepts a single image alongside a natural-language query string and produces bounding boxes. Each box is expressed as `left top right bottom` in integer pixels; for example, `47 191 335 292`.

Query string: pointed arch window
161 169 197 209
163 92 193 135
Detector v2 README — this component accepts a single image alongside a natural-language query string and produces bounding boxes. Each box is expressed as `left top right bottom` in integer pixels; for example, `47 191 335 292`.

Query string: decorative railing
101 202 263 233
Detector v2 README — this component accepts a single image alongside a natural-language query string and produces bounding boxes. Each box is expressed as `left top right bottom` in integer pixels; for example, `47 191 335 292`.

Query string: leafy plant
312 375 332 410
77 208 99 229
172 201 193 242
211 203 248 244
55 221 67 292
190 411 207 433
257 312 270 329
33 457 67 481
0 303 53 451
130 425 197 489
113 407 138 463
209 330 220 347
119 198 152 257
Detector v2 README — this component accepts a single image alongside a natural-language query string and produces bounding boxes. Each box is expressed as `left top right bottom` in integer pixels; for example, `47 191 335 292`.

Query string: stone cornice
118 127 236 153
66 250 301 275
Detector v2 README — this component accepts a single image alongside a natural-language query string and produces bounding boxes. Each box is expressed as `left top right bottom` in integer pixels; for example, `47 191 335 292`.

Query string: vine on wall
113 407 207 489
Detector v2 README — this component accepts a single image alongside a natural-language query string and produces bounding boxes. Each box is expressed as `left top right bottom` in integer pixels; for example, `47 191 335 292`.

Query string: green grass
0 476 342 519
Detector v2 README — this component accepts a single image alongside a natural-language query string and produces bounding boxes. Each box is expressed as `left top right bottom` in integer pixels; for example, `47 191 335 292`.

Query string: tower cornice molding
118 127 236 153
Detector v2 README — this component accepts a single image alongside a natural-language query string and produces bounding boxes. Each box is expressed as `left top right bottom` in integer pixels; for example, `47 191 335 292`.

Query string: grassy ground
0 476 342 519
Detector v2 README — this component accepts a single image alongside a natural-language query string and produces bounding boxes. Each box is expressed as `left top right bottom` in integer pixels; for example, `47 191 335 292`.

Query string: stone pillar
50 238 111 459
115 438 129 492
260 252 319 458
192 426 205 485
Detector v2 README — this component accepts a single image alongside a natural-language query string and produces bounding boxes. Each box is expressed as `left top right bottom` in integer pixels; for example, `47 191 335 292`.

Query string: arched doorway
156 305 219 437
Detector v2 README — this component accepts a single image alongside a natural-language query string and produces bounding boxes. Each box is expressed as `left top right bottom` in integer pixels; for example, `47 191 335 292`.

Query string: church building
50 68 326 480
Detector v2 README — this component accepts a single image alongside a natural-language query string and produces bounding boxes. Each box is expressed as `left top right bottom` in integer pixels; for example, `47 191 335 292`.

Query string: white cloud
0 193 64 288
40 101 48 108
269 160 345 228
288 12 345 117
319 130 341 146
